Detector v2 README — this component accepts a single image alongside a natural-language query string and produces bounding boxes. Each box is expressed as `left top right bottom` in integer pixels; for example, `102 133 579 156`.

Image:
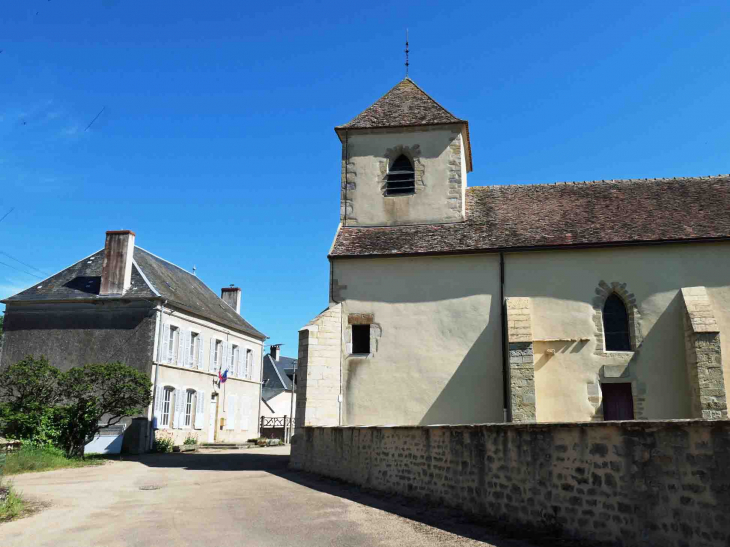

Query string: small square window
352 325 370 354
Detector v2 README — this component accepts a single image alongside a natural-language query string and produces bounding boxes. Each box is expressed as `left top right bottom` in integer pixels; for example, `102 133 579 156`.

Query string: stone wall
681 287 727 419
295 304 342 429
506 297 536 422
291 421 730 547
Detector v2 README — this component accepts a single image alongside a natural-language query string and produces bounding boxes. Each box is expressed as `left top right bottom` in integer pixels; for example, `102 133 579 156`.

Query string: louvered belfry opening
385 154 416 195
603 293 631 351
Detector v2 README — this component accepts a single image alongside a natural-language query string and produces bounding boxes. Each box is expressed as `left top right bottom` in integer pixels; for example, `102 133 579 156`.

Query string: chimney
270 344 281 361
100 230 136 296
221 286 241 314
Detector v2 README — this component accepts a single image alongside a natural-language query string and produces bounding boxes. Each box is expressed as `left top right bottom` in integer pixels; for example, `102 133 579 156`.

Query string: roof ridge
135 246 195 277
471 174 730 190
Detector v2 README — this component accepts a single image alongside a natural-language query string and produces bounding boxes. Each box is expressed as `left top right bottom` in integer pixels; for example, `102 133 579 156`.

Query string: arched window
603 293 631 351
385 154 415 195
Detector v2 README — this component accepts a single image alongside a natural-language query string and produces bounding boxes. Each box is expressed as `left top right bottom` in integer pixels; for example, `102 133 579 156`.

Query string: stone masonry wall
506 297 536 422
291 421 730 547
681 287 727 419
294 304 342 433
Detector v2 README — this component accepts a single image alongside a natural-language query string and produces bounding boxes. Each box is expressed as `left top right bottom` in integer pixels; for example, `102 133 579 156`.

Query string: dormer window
385 154 415 196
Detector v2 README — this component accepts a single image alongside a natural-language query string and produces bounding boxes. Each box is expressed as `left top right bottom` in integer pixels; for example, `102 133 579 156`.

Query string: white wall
261 391 296 418
504 242 730 421
332 254 503 426
343 126 465 226
150 306 264 444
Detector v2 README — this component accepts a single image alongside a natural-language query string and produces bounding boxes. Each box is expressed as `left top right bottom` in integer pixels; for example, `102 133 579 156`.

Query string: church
295 77 730 428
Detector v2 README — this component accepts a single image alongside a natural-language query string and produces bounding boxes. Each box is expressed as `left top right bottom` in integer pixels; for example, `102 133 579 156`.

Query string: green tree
58 362 152 458
0 356 63 443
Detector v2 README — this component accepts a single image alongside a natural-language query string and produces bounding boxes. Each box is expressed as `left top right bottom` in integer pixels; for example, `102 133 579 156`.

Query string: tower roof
337 78 465 129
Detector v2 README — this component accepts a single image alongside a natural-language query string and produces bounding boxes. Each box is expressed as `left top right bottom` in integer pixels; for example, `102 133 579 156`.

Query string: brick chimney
221 286 241 314
270 344 281 361
100 230 136 296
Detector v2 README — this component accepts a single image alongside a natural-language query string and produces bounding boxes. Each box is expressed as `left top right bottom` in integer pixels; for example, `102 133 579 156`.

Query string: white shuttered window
197 334 205 370
240 395 251 431
226 395 236 430
194 391 205 429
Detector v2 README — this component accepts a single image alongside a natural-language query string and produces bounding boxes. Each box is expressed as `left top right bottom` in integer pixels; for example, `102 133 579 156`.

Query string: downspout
500 252 511 423
257 339 267 437
149 299 168 451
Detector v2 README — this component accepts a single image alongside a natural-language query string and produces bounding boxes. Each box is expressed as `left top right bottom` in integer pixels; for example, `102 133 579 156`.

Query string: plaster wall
261 391 296 418
342 126 465 227
504 242 730 422
332 254 503 426
0 300 157 374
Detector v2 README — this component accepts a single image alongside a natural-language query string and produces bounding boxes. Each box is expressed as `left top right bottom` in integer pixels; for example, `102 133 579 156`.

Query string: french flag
218 369 228 383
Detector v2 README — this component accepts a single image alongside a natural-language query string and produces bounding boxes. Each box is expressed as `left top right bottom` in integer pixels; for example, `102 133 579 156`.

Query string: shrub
0 356 62 442
183 433 198 446
153 431 174 453
58 362 152 458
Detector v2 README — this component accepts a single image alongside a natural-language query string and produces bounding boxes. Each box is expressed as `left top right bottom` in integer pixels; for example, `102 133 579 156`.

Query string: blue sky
1 1 729 356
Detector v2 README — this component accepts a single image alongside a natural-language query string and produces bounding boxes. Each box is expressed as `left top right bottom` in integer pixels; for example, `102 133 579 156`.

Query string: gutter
326 235 730 261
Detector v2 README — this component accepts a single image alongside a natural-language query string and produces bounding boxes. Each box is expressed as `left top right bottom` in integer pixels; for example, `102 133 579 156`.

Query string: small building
295 77 730 431
1 230 267 451
260 345 297 441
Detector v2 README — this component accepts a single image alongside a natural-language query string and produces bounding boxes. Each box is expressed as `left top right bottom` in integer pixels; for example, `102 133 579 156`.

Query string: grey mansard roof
330 175 730 258
2 247 266 340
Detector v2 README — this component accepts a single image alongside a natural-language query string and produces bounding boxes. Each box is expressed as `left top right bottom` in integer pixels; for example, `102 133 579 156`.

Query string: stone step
199 443 253 449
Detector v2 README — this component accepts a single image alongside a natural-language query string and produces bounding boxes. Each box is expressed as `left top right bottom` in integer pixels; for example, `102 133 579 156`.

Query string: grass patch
1 445 107 476
0 481 25 522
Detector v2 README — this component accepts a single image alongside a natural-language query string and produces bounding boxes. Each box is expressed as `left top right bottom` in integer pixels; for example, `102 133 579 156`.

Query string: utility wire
0 251 51 276
0 260 44 280
0 208 15 225
85 106 106 131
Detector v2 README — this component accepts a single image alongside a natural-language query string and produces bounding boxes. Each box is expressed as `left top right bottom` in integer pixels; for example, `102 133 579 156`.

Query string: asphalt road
1 446 540 547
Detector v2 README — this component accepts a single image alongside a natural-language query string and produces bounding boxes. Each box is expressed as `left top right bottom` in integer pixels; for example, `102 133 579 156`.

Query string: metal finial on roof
405 29 409 77
192 264 196 276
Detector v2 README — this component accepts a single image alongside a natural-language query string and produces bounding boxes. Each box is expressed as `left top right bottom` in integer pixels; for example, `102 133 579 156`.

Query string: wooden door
602 383 634 420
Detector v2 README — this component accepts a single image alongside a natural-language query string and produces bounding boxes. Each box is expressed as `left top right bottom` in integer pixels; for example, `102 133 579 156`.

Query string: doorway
208 398 217 443
602 383 634 420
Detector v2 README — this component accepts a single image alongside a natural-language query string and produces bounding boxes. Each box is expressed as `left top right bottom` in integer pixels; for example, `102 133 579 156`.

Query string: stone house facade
296 77 730 431
1 230 266 451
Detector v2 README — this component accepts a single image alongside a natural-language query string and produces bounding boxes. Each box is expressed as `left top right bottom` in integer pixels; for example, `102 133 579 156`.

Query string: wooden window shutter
158 323 169 363
153 385 163 420
194 391 205 429
227 395 236 430
222 341 229 373
183 330 192 368
198 334 205 370
234 347 240 378
240 395 251 431
176 330 185 367
209 339 216 373
174 388 184 429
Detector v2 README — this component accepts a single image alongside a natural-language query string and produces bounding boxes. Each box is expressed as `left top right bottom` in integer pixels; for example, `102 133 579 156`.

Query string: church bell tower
335 78 473 227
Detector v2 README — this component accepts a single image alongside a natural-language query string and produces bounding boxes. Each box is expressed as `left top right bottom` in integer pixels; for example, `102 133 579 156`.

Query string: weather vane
406 29 410 78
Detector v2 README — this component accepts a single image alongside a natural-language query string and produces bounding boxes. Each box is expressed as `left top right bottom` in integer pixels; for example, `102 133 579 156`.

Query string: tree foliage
0 356 63 443
0 358 152 458
58 363 152 458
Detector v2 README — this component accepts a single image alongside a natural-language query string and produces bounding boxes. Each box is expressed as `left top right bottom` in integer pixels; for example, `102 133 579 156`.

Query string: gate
260 416 293 442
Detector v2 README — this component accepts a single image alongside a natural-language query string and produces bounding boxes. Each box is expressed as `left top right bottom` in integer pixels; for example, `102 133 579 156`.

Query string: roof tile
330 175 730 256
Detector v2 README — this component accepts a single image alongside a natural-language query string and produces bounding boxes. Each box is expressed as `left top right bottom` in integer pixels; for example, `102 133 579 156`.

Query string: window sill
384 192 415 198
348 353 373 359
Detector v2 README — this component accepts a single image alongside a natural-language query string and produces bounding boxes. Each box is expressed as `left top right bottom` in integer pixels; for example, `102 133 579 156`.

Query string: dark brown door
602 383 634 420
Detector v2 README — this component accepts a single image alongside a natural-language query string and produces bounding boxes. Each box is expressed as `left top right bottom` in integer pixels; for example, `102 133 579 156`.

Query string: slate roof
330 175 730 257
261 353 297 402
2 247 266 340
337 78 464 129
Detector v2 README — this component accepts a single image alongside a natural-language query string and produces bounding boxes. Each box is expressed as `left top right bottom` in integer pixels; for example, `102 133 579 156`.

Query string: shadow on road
132 449 574 546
